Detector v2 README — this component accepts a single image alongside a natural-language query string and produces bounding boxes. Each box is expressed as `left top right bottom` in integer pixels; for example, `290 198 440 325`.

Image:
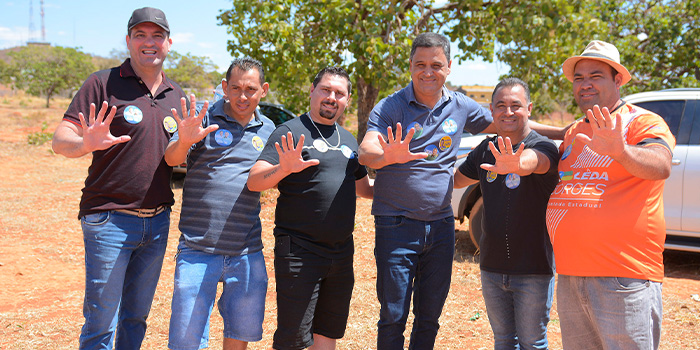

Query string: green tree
164 51 222 97
92 55 122 71
0 59 13 85
446 0 700 115
219 0 700 135
6 45 95 107
219 0 461 141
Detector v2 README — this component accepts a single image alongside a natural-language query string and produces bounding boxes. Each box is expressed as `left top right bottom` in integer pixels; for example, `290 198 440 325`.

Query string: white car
453 88 700 253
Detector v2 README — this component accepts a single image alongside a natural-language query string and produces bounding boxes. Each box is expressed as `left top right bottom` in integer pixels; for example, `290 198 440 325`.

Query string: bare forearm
454 169 478 188
517 149 551 176
614 144 672 180
358 144 390 169
164 140 191 166
355 176 374 199
52 124 89 158
247 161 289 192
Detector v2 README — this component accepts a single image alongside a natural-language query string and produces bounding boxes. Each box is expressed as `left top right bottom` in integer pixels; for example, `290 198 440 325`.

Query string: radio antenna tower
41 0 46 42
28 0 36 42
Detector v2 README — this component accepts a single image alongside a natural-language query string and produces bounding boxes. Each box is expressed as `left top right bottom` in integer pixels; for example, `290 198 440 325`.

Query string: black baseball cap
127 7 170 33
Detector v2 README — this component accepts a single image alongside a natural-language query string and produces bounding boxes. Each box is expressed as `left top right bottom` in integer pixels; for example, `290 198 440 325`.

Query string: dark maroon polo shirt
63 59 186 218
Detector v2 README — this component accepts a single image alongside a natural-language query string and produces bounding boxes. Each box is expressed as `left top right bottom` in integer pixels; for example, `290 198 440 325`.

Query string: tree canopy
164 51 223 97
4 45 95 107
219 0 699 140
219 0 458 140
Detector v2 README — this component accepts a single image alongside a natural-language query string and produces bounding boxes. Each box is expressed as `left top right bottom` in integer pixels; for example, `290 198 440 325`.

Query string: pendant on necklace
313 139 329 152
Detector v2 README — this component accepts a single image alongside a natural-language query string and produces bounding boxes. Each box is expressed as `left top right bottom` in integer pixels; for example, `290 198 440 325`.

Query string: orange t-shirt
546 103 676 282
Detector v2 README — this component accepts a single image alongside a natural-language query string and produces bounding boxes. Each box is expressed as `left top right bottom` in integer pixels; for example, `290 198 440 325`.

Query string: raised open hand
275 132 320 174
378 122 429 164
575 105 625 157
171 94 218 146
78 101 131 152
480 136 525 174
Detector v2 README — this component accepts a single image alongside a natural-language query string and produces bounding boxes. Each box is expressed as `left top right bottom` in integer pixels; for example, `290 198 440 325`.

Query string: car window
260 105 295 126
689 100 700 145
634 100 684 141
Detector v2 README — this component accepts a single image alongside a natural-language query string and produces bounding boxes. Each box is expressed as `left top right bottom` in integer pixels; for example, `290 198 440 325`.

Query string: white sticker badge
340 145 354 159
123 105 143 124
313 139 329 153
441 118 458 135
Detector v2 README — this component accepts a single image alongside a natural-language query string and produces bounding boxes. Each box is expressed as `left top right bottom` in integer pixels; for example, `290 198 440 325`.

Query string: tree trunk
355 76 380 143
45 93 51 108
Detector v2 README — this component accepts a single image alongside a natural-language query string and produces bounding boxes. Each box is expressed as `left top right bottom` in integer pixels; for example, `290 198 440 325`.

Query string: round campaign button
163 116 178 133
425 144 439 161
408 122 423 139
561 144 573 160
215 129 233 146
505 173 521 189
252 135 265 151
486 171 497 183
313 139 329 153
123 105 143 124
441 118 458 135
438 136 452 151
340 145 355 159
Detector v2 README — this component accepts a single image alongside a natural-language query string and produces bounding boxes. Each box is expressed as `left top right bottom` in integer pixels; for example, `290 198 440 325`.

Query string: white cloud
0 26 40 47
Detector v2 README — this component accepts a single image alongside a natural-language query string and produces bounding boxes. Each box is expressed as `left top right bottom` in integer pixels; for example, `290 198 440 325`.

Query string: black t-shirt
63 59 186 218
458 131 559 275
258 113 368 258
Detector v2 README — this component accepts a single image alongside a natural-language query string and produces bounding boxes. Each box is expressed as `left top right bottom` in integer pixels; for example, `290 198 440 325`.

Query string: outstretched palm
575 105 625 157
172 94 218 146
79 101 131 152
480 136 525 174
275 132 319 174
379 122 428 164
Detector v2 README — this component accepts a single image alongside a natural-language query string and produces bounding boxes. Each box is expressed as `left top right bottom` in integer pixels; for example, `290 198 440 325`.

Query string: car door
633 98 686 231
682 100 700 232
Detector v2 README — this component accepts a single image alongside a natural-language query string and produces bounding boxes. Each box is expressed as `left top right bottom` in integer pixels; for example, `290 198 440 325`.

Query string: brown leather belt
114 205 167 218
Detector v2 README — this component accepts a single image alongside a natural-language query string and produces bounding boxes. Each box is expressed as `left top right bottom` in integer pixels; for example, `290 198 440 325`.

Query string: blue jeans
374 215 455 350
169 243 268 350
480 270 554 350
79 209 170 350
557 275 663 350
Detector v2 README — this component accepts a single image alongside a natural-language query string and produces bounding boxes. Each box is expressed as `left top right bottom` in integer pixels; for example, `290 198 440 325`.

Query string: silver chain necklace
307 114 340 148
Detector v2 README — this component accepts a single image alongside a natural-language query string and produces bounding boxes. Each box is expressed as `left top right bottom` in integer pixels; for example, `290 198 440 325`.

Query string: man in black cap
52 7 186 349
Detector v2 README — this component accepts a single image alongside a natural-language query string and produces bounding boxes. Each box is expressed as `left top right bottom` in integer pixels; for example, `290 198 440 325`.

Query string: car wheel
468 197 484 249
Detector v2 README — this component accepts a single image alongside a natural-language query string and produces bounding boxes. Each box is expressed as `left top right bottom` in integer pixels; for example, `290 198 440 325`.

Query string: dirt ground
1 97 699 349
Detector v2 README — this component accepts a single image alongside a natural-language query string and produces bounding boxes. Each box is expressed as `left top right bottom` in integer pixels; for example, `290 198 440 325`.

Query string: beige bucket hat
562 40 631 86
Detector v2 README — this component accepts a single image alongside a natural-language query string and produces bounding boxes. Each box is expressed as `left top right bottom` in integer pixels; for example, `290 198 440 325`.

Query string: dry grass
1 96 699 349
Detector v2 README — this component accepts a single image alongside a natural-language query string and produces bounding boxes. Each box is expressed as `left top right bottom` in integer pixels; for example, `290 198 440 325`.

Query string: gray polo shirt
367 82 492 221
172 99 275 255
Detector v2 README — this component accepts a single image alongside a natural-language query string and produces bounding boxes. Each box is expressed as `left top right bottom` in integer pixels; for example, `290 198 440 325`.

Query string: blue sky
0 0 508 86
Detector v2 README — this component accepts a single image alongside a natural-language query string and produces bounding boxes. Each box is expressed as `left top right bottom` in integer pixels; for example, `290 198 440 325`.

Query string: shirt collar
405 81 453 108
583 100 627 123
118 58 174 89
211 99 263 128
